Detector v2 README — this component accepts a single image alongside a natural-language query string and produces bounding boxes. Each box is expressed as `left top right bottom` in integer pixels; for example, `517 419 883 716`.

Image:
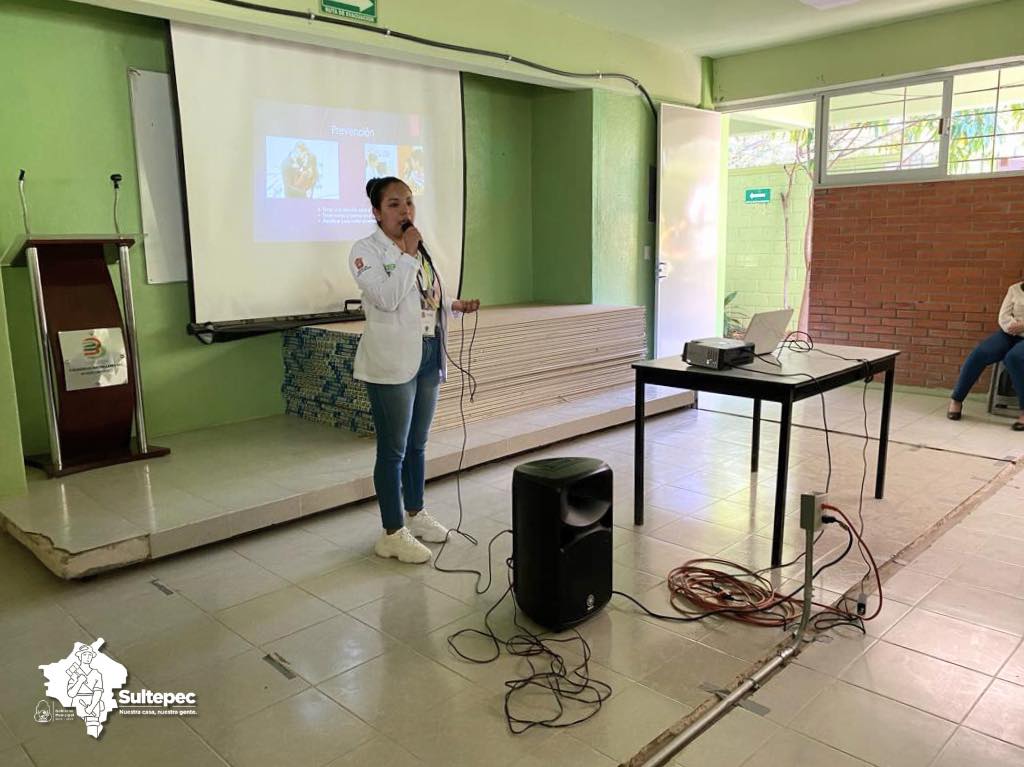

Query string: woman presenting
948 281 1024 431
349 177 481 563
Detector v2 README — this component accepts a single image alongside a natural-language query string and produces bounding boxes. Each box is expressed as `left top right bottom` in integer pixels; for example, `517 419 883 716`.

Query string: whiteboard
128 69 188 284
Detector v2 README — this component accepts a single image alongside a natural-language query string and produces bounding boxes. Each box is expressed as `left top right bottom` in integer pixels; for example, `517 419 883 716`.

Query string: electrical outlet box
800 492 826 532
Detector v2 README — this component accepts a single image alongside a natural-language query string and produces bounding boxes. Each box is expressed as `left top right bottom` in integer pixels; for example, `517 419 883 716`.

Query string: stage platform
0 384 694 579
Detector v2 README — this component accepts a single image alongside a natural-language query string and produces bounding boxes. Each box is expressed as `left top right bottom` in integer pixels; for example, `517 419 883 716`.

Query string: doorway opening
723 101 816 337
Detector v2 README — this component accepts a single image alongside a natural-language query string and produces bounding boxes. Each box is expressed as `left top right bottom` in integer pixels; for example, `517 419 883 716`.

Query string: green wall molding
713 0 1024 103
74 0 701 106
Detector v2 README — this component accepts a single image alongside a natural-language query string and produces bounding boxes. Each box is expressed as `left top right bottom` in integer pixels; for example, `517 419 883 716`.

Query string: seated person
948 281 1024 430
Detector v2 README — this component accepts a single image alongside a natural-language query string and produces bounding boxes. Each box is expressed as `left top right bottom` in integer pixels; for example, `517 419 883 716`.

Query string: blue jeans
365 337 441 530
951 330 1024 409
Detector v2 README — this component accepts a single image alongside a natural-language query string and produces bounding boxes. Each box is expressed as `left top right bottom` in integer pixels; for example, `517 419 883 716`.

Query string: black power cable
778 336 876 590
731 357 834 493
447 561 613 734
204 0 658 118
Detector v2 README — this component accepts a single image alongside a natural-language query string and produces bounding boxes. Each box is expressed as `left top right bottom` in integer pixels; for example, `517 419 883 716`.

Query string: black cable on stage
205 0 658 118
446 557 613 733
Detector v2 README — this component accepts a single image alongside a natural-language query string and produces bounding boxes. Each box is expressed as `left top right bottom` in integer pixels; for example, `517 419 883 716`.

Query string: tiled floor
0 384 692 577
674 466 1024 767
700 385 1024 462
0 386 1020 766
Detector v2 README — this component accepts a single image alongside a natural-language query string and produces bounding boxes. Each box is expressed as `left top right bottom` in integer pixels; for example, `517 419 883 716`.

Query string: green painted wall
0 276 24 498
532 90 594 304
713 0 1024 103
724 167 812 328
0 0 670 497
592 90 655 320
0 0 286 460
461 75 536 305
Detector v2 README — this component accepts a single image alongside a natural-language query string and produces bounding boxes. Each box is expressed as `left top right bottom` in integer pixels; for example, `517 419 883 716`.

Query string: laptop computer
743 309 794 355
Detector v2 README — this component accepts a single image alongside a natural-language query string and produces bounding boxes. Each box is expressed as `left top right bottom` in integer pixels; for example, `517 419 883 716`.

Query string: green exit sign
321 0 377 23
744 188 771 204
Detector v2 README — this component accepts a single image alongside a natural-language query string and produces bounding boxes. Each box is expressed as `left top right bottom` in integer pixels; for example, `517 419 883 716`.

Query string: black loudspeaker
512 457 613 631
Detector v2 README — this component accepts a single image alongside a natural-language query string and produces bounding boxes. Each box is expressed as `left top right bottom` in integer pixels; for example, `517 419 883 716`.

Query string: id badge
421 309 435 337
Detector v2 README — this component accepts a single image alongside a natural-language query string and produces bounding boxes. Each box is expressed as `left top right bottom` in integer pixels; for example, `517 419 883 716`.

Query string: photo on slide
399 145 426 194
364 144 398 181
266 137 340 199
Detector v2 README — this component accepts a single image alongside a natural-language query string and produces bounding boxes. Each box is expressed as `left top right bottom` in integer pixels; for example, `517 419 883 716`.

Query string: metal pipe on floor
638 524 817 767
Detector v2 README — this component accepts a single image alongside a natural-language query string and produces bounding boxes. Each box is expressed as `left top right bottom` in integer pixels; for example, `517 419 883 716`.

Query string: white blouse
348 228 458 384
998 282 1024 336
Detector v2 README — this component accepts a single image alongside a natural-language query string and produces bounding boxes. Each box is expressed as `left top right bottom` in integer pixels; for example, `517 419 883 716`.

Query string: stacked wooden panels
282 304 647 435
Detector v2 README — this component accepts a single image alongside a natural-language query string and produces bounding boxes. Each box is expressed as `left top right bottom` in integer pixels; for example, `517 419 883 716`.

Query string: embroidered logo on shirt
383 263 396 275
355 257 370 275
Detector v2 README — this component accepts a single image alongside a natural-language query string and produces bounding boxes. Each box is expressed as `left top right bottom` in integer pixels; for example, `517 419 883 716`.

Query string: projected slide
171 22 464 325
266 137 338 199
255 102 428 242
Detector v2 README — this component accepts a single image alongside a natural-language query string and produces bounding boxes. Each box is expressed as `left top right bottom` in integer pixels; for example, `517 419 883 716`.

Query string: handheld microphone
17 169 31 235
110 173 123 236
401 220 433 262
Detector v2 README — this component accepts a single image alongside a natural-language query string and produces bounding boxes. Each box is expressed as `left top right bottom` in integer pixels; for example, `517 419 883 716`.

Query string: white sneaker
374 528 431 564
406 511 449 543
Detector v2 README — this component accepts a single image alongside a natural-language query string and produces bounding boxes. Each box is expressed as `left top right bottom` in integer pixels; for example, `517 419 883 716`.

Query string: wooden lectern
1 235 169 477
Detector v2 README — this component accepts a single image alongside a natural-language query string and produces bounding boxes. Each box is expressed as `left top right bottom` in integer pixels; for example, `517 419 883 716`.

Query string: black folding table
633 344 900 567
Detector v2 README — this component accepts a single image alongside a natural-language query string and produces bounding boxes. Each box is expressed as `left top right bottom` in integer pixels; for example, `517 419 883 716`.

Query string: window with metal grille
949 65 1024 176
823 81 945 184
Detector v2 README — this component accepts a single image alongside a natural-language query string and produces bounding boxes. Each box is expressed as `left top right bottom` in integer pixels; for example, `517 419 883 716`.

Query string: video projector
683 337 755 370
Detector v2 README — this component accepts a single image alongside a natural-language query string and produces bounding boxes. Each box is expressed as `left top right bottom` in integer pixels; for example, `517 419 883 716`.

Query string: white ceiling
520 0 999 57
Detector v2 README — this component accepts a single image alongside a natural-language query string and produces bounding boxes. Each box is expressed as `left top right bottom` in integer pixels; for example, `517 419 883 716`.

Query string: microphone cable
414 251 614 733
17 170 31 235
111 173 124 236
415 246 496 590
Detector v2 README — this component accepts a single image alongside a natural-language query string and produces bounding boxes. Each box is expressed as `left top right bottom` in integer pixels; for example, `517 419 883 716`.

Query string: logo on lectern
81 336 104 358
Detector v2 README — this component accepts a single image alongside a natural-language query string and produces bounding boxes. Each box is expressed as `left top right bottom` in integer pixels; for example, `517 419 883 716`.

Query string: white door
656 104 722 359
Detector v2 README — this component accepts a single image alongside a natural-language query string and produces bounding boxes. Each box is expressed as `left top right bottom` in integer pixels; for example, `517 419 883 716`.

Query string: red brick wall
809 177 1024 390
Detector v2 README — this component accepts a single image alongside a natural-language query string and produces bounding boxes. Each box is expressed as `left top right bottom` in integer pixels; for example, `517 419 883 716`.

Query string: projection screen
170 23 465 326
